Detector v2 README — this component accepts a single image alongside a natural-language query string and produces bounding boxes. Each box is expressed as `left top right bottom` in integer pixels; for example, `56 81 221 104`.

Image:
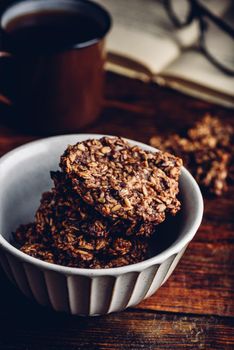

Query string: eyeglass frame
164 0 234 76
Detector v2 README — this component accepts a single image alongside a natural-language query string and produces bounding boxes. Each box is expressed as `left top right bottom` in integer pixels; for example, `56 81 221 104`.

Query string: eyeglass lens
201 17 234 73
168 0 192 26
167 0 234 73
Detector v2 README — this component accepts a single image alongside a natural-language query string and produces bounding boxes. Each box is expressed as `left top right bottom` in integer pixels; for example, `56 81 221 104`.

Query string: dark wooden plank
0 267 233 349
0 297 233 350
1 73 233 145
104 73 234 126
0 122 36 157
203 191 234 225
1 72 233 156
137 231 234 316
0 72 233 348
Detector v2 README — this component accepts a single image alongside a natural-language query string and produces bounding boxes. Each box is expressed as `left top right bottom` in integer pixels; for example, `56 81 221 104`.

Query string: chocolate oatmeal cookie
60 137 182 223
150 114 233 196
16 222 149 269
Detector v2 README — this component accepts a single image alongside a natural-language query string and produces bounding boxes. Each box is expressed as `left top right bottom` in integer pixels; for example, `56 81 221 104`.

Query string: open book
95 0 234 108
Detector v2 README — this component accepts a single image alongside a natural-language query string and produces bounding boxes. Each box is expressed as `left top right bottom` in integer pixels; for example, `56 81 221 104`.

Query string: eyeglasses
164 0 234 76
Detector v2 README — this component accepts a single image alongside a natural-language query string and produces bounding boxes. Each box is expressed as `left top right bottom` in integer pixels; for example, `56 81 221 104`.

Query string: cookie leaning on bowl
14 170 149 268
60 137 183 224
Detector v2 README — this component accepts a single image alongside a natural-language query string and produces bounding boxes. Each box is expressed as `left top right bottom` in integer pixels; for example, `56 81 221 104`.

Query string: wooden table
0 72 233 349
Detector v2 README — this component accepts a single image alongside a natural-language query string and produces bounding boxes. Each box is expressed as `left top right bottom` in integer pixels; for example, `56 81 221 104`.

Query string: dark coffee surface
5 10 103 53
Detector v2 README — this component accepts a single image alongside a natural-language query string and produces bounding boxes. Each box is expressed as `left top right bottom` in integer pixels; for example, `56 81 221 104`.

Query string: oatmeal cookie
60 137 182 223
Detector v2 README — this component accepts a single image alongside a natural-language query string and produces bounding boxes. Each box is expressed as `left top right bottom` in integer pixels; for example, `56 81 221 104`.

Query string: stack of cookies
14 137 182 268
150 114 233 196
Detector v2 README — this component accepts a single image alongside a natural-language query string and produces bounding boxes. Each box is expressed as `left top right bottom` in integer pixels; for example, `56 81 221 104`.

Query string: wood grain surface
0 72 233 349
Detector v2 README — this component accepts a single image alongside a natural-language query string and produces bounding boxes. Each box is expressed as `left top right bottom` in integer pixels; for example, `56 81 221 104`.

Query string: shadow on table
0 269 158 349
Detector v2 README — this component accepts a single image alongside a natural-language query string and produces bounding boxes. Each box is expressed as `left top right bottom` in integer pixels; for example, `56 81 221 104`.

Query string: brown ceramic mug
0 0 111 133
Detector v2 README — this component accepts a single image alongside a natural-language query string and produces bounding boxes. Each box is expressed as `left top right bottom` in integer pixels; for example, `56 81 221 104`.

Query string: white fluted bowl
0 134 203 316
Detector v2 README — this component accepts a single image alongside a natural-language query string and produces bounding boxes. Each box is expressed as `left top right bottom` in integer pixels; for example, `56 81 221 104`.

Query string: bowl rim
0 133 203 276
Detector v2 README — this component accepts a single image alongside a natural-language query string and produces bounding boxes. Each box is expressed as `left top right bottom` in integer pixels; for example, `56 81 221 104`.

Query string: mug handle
0 24 13 107
0 51 13 106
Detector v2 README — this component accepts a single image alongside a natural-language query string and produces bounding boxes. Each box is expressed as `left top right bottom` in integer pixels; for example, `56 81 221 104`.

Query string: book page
161 50 234 97
95 0 200 73
95 0 230 73
105 26 180 74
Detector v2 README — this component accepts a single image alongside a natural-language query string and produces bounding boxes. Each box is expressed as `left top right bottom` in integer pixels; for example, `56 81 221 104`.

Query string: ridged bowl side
0 247 187 316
